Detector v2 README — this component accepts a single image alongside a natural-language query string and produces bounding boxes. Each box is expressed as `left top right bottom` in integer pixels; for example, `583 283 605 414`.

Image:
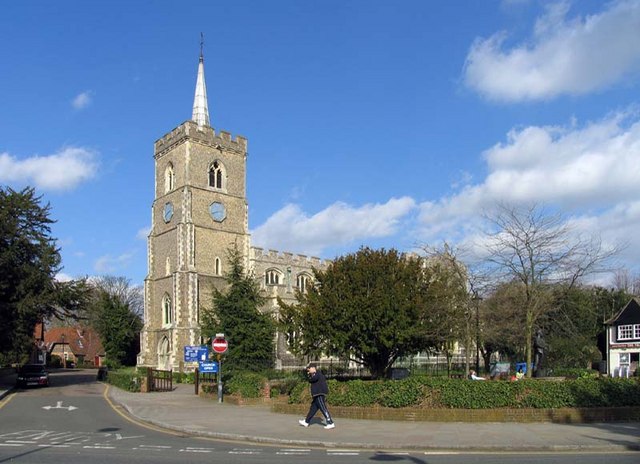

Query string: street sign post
212 333 227 403
212 337 228 354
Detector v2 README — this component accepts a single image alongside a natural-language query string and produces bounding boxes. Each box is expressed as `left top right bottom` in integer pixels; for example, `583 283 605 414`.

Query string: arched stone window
265 269 282 286
215 257 222 276
164 163 175 193
208 160 225 189
162 293 172 326
296 273 312 293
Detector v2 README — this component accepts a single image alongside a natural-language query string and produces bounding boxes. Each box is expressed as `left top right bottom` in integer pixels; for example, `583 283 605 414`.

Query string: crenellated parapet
251 247 327 267
155 120 247 156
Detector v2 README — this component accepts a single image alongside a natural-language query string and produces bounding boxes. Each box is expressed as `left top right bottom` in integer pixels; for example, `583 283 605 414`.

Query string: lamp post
61 334 66 369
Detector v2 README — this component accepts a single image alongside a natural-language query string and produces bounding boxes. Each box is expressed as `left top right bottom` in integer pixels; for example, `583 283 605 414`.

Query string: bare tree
421 243 489 376
90 276 143 318
482 203 617 377
612 267 640 296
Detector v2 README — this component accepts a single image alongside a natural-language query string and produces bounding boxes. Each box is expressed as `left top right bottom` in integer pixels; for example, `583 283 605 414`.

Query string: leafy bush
173 371 195 384
105 367 143 392
225 372 267 398
288 381 307 404
552 368 599 379
285 375 640 409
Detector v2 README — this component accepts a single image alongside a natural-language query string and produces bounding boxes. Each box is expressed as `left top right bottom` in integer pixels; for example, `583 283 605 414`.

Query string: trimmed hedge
225 372 266 398
289 376 640 409
104 368 143 392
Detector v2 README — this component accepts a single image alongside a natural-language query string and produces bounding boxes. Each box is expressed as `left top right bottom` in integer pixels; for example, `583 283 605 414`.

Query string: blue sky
2 0 640 286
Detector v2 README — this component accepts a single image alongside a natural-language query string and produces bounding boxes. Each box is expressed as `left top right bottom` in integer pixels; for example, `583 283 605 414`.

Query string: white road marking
277 448 311 455
0 444 23 447
83 445 116 449
229 448 263 454
180 447 214 453
42 401 77 411
328 449 360 455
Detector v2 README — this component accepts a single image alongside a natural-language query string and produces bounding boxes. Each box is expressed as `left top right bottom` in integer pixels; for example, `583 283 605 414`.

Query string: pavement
2 371 640 452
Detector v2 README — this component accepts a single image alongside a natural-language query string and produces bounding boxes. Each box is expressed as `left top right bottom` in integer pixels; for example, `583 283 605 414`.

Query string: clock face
163 202 174 223
210 202 226 222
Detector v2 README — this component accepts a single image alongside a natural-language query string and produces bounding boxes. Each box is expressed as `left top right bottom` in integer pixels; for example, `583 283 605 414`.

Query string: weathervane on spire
200 32 204 60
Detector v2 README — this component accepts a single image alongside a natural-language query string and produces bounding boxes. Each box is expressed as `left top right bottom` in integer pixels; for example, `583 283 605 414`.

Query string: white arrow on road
42 401 78 411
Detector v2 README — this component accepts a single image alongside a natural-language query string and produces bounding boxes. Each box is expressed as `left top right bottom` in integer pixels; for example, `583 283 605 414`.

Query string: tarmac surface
2 370 639 452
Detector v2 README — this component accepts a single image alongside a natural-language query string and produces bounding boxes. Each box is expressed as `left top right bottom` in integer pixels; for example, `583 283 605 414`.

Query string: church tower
138 48 250 369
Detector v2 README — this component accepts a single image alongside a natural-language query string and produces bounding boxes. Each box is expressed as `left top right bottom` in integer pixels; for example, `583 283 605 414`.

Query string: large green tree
0 187 87 363
201 246 275 373
86 276 143 366
280 247 456 378
542 285 630 369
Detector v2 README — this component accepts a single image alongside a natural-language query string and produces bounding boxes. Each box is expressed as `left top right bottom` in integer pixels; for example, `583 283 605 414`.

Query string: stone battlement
155 121 247 155
251 247 326 267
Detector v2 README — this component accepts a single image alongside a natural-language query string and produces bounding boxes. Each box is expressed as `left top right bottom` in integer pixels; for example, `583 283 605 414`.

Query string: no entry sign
212 337 228 354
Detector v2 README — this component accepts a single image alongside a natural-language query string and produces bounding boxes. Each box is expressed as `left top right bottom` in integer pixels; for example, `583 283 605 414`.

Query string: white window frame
617 324 639 340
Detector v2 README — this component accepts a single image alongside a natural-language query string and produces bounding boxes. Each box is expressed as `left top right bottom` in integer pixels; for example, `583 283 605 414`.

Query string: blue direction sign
184 345 209 363
198 361 218 373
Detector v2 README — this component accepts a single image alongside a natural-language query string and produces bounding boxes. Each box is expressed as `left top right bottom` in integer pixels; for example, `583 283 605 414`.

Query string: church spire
192 33 210 127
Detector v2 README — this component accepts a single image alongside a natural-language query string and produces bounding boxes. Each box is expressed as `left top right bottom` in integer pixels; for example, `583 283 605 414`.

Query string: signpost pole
217 353 223 403
213 333 227 403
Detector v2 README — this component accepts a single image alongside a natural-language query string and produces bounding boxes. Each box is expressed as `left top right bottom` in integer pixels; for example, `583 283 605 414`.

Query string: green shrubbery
225 372 266 398
288 375 640 409
104 367 143 392
173 371 195 384
106 366 640 410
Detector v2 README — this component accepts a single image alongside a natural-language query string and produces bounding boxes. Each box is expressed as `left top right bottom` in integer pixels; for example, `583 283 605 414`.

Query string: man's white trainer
324 423 335 430
298 419 309 427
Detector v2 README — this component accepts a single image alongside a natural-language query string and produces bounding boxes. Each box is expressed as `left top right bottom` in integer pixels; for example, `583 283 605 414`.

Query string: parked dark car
16 364 49 388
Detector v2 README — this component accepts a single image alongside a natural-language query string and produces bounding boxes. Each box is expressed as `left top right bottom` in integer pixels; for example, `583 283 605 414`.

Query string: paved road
0 370 639 464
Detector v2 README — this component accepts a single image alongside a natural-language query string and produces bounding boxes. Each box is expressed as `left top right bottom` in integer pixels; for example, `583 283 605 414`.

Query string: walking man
298 363 335 429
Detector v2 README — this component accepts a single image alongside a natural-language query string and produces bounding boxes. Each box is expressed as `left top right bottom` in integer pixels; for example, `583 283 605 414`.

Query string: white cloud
137 226 151 240
94 252 135 274
55 272 74 282
464 0 640 101
251 197 417 256
416 109 640 270
72 91 93 110
0 146 98 191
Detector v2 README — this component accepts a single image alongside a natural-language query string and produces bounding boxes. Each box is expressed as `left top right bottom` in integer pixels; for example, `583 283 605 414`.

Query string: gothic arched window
164 163 175 193
215 257 222 276
296 273 312 293
162 293 172 326
265 269 282 286
208 160 224 189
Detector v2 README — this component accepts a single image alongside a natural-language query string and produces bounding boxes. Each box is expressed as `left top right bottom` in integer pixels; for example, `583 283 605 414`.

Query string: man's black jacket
308 370 329 397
